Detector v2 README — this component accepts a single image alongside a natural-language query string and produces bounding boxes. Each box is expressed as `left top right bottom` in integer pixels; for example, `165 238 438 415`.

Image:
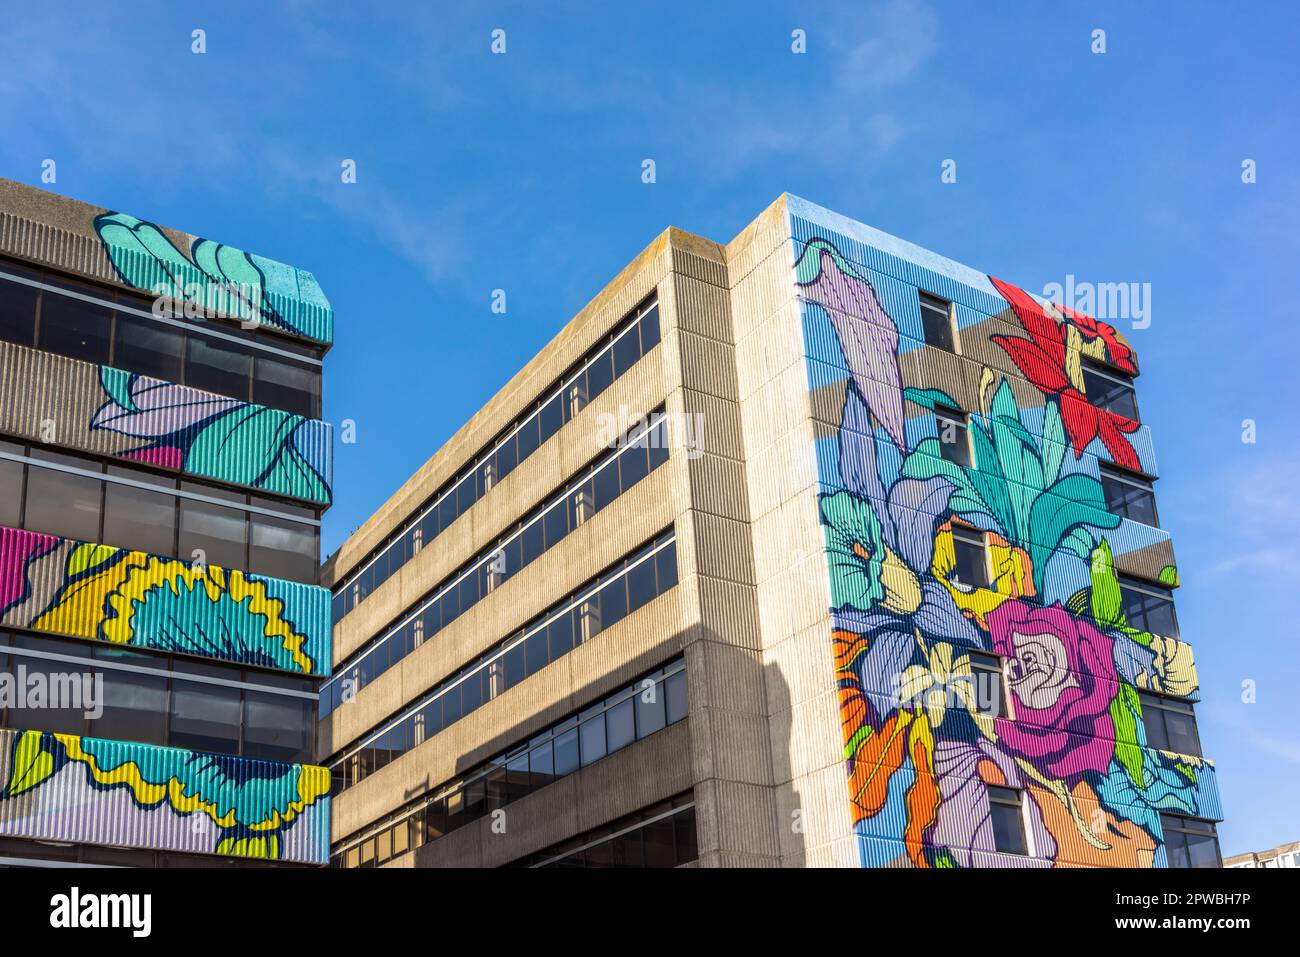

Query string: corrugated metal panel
0 524 332 677
0 727 330 864
0 338 332 505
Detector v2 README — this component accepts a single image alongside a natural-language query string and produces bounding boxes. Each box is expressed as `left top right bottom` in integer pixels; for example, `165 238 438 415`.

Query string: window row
1100 466 1159 527
332 298 660 620
0 836 309 868
0 440 319 585
918 290 1141 423
331 660 688 867
0 266 322 418
510 795 698 869
323 414 670 707
941 524 1179 638
0 631 315 764
326 533 678 789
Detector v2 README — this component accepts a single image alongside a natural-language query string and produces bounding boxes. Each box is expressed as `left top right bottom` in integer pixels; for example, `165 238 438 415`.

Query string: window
38 295 112 365
949 526 988 590
0 440 23 528
113 312 184 382
1081 363 1139 421
1118 575 1178 638
186 333 253 401
1140 692 1201 756
103 477 176 555
168 679 242 754
249 512 318 583
967 650 1007 718
243 690 313 763
988 785 1028 855
178 497 248 570
1101 466 1158 526
0 277 38 346
935 407 973 468
24 450 101 541
96 669 169 745
253 354 320 418
1161 814 1222 868
919 292 956 352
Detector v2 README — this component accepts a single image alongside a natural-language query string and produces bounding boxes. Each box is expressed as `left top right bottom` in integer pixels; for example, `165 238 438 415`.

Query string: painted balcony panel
0 339 332 505
0 525 331 677
0 727 330 864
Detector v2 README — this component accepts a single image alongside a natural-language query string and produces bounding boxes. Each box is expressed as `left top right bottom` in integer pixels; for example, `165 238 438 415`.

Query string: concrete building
1226 841 1300 868
0 179 332 866
323 194 1222 868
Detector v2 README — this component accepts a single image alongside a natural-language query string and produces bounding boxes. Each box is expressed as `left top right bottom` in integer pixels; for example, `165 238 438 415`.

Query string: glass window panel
592 457 621 512
639 306 660 351
502 642 525 691
605 697 635 753
618 440 650 491
516 417 541 463
538 394 563 442
612 326 641 377
935 409 972 469
656 544 678 592
524 628 549 678
94 668 167 746
1082 365 1139 420
665 670 688 724
249 513 317 583
169 679 242 755
542 500 569 549
0 454 24 527
600 575 628 629
185 334 252 400
643 817 676 867
0 277 38 346
103 481 175 555
244 690 312 763
113 313 184 382
1187 832 1221 868
580 711 609 765
4 654 89 735
178 498 247 570
553 727 580 776
520 519 544 567
529 740 555 789
919 293 955 352
253 355 319 418
950 532 988 589
548 610 574 658
38 294 112 364
586 350 614 400
24 458 101 541
635 677 667 736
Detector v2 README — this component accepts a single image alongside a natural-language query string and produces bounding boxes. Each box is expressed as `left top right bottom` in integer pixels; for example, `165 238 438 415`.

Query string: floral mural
795 234 1217 868
0 728 330 863
0 525 331 676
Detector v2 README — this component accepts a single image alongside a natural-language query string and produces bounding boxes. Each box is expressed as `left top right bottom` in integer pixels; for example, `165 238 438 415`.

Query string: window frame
934 405 974 469
918 290 959 354
1100 464 1160 527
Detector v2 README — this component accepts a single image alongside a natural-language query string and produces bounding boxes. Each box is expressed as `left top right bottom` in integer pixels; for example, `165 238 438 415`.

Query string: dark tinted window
1119 576 1178 638
1082 364 1139 420
249 512 318 583
186 334 253 400
988 785 1027 855
950 527 988 589
25 451 101 541
1101 467 1158 526
919 292 955 351
0 277 38 346
113 313 184 382
103 480 176 554
254 354 319 417
935 407 972 468
169 679 242 754
39 295 112 365
179 498 247 569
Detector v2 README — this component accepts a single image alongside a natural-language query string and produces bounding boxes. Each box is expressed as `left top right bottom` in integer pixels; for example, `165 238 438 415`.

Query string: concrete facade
324 194 1220 868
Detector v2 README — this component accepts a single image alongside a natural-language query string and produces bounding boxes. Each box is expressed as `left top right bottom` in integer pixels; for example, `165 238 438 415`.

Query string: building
323 194 1222 868
0 179 332 866
1226 841 1300 868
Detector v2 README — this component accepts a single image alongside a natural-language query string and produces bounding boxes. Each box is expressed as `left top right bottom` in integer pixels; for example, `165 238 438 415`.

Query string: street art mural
794 230 1219 868
0 525 331 677
0 727 330 863
0 342 332 505
94 212 334 345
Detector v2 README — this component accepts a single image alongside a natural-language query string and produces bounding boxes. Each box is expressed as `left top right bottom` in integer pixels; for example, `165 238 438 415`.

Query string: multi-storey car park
322 194 1221 869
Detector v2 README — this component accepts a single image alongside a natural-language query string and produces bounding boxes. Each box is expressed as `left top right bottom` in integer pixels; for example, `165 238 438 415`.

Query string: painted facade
0 525 331 677
789 200 1219 868
0 728 330 864
0 340 332 505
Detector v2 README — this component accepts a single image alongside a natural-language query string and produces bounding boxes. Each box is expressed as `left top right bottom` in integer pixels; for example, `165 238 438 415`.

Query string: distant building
1226 841 1300 868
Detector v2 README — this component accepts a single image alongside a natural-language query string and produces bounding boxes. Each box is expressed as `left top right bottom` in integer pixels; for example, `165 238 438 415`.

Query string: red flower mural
988 276 1142 471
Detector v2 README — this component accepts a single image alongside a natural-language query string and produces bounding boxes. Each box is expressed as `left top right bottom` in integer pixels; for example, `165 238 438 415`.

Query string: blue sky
2 1 1297 857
